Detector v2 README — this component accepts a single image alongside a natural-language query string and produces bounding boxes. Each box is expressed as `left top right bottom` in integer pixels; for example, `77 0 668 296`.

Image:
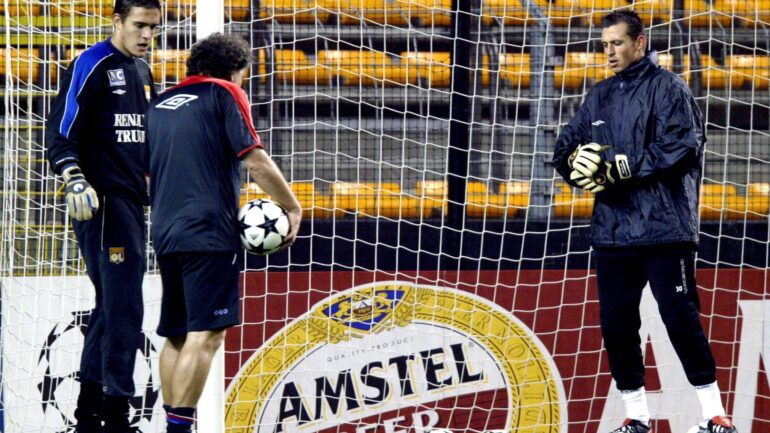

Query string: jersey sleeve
219 85 262 158
45 53 103 175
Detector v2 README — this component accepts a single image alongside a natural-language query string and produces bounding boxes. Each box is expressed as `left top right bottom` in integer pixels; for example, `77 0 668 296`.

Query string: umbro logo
112 89 127 95
592 120 605 126
156 94 198 110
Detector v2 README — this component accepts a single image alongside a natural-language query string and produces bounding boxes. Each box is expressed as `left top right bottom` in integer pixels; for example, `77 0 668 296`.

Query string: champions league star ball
238 198 290 255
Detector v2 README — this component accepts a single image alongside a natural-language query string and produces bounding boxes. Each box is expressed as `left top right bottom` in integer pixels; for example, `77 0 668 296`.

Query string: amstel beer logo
226 282 566 433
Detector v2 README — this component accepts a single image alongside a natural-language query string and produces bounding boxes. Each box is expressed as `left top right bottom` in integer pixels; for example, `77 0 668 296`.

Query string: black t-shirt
147 75 262 254
46 38 156 205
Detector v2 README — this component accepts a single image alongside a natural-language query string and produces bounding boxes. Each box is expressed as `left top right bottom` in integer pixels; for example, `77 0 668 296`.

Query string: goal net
1 0 769 432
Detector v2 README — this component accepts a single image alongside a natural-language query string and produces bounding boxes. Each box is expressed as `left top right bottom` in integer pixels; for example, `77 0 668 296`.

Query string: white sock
621 387 650 425
695 381 726 424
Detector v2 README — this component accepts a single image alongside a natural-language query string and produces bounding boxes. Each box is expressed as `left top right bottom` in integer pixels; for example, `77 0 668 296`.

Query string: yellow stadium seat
329 0 410 25
261 0 331 23
700 183 748 220
747 182 770 219
727 55 769 90
290 182 338 218
0 2 43 16
581 0 671 26
682 0 737 26
695 54 744 89
466 182 516 218
0 48 54 84
331 182 429 218
657 52 691 82
553 182 594 218
554 52 611 89
480 53 531 88
271 50 330 85
317 50 392 86
394 51 451 87
734 0 770 26
395 0 453 26
482 0 580 25
50 0 113 16
416 180 448 216
151 49 188 82
169 0 251 21
500 181 530 209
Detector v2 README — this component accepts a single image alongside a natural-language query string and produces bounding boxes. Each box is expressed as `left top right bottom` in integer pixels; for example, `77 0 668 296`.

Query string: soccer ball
238 198 290 255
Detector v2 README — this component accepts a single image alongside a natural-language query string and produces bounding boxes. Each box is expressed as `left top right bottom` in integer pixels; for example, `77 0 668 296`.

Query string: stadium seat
481 53 531 88
734 0 770 26
581 0 671 26
747 182 770 219
261 0 331 23
466 182 516 218
169 0 250 21
291 182 337 218
416 180 448 216
700 183 748 220
240 182 269 209
694 54 744 89
330 0 410 25
50 0 113 16
393 51 451 87
270 49 328 85
482 0 581 26
727 55 769 90
500 181 530 209
0 2 42 16
317 50 392 86
397 0 453 26
0 48 53 84
553 182 594 218
151 49 188 83
657 52 691 82
554 52 610 89
682 0 737 27
332 182 429 218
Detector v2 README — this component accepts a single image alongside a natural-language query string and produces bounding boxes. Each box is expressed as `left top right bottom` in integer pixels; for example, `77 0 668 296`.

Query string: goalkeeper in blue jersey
45 1 160 432
552 10 737 433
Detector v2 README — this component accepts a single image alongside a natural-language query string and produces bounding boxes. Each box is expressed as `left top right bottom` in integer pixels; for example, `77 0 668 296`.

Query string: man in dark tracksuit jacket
45 1 160 432
552 10 737 433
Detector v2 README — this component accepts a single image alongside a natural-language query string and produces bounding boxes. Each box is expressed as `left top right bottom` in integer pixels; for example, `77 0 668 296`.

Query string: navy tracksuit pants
594 243 717 391
73 195 145 398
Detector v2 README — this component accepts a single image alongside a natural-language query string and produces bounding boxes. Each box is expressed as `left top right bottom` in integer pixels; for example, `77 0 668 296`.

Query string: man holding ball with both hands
553 9 737 433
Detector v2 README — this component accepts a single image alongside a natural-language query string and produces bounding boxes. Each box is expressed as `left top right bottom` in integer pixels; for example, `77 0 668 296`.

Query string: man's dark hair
601 9 644 40
186 33 252 79
114 0 161 20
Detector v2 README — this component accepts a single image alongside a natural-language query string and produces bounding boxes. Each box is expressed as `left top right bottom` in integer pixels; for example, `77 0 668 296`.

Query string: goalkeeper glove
62 165 99 221
592 154 632 188
568 143 606 178
570 169 605 193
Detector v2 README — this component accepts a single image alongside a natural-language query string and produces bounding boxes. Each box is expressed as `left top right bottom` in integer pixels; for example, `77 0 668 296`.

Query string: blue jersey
147 75 262 254
46 39 156 205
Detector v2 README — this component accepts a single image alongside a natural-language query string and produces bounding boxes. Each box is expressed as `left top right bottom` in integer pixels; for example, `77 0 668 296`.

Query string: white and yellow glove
568 143 605 178
62 165 100 221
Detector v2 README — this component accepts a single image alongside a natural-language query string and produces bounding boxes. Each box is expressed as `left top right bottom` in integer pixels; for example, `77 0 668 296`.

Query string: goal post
2 1 770 433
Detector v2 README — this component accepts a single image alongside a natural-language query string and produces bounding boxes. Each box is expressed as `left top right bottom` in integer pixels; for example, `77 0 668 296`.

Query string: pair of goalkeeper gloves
62 165 100 221
568 143 632 193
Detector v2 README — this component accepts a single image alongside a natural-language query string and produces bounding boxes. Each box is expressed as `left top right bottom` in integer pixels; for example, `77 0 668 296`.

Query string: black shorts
156 252 240 337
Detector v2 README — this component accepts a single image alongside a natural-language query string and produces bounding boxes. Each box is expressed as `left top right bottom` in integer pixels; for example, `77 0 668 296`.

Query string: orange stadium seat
291 182 337 218
261 0 331 23
500 181 530 209
581 0 671 26
393 51 451 87
480 53 531 88
270 49 329 85
727 55 769 90
416 180 448 217
151 49 188 83
0 2 43 16
466 182 516 218
734 0 770 26
554 52 610 89
553 181 594 218
700 183 748 220
682 0 736 27
694 54 744 89
317 50 392 86
0 48 57 84
330 0 410 25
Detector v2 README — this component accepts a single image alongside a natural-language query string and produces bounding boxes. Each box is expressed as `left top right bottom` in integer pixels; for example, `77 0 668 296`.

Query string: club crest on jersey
144 85 152 101
156 94 199 110
108 247 125 264
107 69 126 86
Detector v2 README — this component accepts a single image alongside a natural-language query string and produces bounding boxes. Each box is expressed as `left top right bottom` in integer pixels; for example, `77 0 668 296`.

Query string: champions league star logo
37 310 160 432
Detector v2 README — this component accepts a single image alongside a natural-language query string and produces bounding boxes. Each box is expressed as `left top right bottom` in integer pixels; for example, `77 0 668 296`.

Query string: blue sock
166 406 195 433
